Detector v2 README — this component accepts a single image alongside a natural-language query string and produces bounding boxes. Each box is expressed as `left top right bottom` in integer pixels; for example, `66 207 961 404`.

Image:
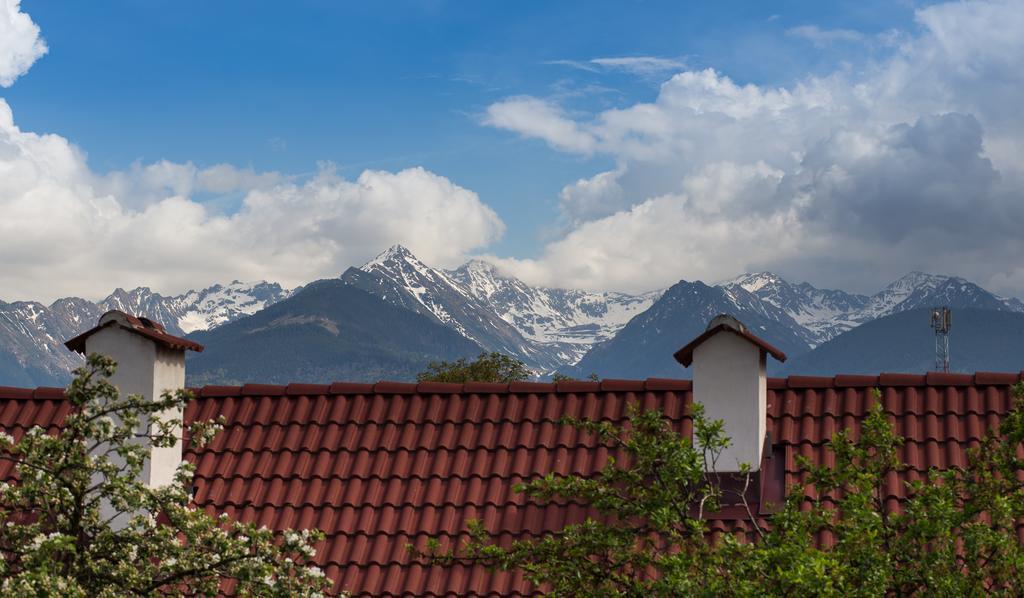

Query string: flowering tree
0 354 332 596
422 386 1024 596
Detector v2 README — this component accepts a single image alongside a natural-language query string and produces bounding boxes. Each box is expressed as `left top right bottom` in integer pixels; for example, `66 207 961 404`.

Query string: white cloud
558 169 627 224
0 0 504 303
0 99 504 302
787 25 866 47
95 161 283 210
0 0 46 87
490 162 798 291
484 96 597 154
546 56 686 77
486 0 1024 296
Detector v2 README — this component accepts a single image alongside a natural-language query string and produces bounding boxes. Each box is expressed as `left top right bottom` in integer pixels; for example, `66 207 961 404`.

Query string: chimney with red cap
674 314 787 472
65 311 204 489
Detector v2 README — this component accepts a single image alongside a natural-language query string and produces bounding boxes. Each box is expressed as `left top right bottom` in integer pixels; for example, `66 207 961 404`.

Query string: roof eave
673 324 787 367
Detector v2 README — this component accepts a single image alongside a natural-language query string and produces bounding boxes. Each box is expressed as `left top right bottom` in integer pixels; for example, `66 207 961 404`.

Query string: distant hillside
569 280 812 380
0 349 36 387
781 308 1024 376
186 279 482 385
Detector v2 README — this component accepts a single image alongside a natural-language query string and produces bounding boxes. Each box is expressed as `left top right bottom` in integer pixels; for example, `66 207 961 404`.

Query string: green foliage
549 372 600 382
416 352 531 383
421 384 1024 596
0 354 332 596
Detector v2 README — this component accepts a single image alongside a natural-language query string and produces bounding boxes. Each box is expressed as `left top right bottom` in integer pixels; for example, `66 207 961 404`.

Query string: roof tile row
3 374 1024 595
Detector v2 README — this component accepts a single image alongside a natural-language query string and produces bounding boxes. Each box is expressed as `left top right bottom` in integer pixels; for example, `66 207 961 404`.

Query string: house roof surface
2 372 1024 596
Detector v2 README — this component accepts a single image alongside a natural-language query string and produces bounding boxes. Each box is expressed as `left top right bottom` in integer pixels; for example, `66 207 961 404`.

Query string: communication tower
929 307 951 373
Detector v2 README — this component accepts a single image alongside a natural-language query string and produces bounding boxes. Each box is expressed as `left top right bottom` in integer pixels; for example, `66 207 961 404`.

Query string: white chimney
65 311 204 488
674 314 786 472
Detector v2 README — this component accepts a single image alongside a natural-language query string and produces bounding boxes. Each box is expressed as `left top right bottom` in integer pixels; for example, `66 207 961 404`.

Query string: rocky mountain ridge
0 281 291 386
2 243 1022 386
721 271 1024 347
346 245 662 372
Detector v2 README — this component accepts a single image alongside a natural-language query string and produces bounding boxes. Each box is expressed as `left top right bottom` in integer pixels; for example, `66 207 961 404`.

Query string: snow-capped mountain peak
720 272 869 345
178 280 292 333
724 272 785 294
351 246 662 371
859 272 1014 321
359 245 478 332
720 270 1024 348
448 257 663 365
362 244 424 271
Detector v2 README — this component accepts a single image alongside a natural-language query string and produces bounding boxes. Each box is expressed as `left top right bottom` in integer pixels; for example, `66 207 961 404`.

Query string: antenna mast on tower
930 307 952 373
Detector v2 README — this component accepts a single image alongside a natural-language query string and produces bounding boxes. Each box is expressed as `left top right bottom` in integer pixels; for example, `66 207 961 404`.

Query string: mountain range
343 245 661 372
0 281 290 386
779 308 1024 376
185 279 480 385
2 245 1023 386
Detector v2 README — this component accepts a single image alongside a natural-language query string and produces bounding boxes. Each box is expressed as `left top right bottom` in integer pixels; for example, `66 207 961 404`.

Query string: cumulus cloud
0 0 46 87
95 161 283 211
484 0 1024 296
0 99 504 302
484 96 597 154
558 169 627 224
0 0 505 303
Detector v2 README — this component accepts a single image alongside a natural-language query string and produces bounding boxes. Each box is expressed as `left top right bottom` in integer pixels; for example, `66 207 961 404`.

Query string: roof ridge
4 371 1023 402
194 498 593 510
194 378 695 397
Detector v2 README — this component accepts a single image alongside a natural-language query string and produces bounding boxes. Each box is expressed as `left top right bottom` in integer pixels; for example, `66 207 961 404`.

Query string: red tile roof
65 310 204 354
2 372 1024 595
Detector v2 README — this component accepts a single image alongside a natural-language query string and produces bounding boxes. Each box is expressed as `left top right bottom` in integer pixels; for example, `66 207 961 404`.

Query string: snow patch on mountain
0 280 292 386
355 246 661 369
722 271 1022 347
178 281 293 333
448 259 661 365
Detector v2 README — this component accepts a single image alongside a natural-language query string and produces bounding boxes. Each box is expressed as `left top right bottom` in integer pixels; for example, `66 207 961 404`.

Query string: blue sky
8 0 917 258
2 0 1023 301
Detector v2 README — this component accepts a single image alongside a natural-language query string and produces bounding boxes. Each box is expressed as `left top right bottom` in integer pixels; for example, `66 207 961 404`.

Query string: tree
550 372 600 382
419 384 1024 596
0 354 331 596
416 352 530 383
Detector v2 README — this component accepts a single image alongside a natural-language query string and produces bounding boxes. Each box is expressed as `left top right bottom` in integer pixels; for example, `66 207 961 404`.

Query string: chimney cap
65 310 204 355
673 314 786 367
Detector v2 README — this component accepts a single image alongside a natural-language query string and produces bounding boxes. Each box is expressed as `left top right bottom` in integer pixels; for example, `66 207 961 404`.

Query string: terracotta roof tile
0 387 33 400
598 379 645 392
2 372 1023 595
643 378 692 391
787 376 836 389
833 374 879 387
974 372 1021 385
554 380 599 393
879 373 927 386
926 372 974 386
285 383 331 396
